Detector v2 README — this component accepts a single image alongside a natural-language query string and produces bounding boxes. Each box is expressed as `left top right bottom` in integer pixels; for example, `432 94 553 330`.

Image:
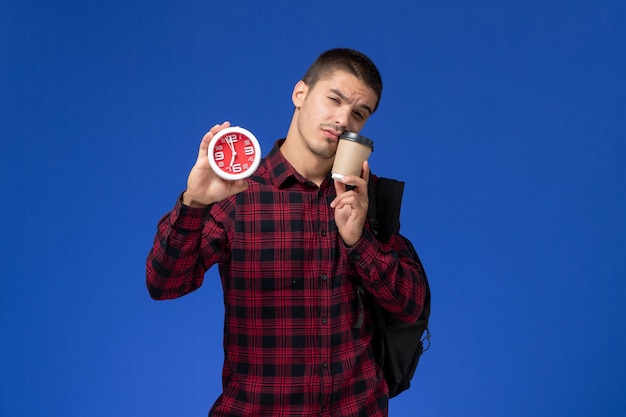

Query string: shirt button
353 254 361 261
321 274 328 281
322 317 327 324
322 363 328 369
321 230 327 237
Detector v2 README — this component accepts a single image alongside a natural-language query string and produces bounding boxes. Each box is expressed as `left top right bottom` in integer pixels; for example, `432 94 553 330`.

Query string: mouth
322 128 342 142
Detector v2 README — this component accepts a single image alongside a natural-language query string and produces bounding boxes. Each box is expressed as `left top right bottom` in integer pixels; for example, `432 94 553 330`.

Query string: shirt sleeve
347 228 426 324
145 194 228 300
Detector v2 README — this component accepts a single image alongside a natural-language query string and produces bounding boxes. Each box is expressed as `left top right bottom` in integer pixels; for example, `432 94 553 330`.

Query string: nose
333 107 352 131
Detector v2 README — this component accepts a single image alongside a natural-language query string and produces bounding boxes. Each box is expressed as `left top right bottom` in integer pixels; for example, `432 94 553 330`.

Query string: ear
292 80 308 108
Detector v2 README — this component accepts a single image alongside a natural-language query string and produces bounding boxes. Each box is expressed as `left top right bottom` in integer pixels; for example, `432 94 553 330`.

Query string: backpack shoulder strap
366 173 431 330
367 174 405 243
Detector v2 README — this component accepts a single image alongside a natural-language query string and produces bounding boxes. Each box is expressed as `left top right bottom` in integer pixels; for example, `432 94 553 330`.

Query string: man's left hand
331 161 370 247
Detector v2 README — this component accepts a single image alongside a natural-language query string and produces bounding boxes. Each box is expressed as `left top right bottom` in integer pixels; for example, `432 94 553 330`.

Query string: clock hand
225 137 235 152
224 136 237 166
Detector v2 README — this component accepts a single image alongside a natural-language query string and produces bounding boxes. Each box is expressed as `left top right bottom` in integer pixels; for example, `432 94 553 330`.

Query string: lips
322 129 341 141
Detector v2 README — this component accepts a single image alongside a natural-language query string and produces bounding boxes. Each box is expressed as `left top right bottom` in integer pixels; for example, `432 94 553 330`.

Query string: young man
146 48 426 417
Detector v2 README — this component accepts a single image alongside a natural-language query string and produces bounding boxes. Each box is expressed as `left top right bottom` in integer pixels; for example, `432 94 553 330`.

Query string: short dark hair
302 48 383 113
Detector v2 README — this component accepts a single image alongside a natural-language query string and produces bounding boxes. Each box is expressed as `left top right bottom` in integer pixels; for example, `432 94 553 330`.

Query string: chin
310 144 336 160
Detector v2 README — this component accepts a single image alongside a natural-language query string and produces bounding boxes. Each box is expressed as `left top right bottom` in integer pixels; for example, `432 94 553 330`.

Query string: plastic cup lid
339 131 374 151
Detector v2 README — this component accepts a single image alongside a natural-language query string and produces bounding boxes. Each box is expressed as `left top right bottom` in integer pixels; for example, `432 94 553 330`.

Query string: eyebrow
330 88 374 116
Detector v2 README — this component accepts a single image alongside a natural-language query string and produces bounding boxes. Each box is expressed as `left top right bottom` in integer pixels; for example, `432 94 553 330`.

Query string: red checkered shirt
146 140 426 416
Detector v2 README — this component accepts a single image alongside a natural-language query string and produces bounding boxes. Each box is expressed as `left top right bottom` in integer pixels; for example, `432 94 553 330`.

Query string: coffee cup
331 132 374 185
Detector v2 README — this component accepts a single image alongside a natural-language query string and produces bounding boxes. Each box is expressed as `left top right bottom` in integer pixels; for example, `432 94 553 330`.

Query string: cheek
301 102 326 127
311 97 335 119
346 118 366 132
296 107 315 137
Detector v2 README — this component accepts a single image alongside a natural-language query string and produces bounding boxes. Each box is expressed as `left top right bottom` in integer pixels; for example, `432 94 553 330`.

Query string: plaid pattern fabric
146 140 425 416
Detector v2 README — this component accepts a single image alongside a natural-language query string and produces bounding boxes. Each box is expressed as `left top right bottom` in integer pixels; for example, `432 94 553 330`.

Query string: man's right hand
182 121 249 207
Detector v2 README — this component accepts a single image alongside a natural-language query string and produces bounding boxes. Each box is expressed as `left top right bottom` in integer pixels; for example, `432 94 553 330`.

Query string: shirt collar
262 139 331 190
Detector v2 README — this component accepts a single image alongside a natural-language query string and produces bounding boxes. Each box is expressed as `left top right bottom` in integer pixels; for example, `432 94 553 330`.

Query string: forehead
314 70 378 109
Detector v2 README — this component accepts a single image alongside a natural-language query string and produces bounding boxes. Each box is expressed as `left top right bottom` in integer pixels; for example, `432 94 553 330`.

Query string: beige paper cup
331 132 374 185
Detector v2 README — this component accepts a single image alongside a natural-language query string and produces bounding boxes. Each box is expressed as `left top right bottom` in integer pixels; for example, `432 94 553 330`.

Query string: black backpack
364 176 432 398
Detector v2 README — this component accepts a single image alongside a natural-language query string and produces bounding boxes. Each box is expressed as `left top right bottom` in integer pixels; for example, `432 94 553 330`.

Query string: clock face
208 127 261 180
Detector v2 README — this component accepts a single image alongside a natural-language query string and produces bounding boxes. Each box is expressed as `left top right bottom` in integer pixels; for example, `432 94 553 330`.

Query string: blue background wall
2 1 625 415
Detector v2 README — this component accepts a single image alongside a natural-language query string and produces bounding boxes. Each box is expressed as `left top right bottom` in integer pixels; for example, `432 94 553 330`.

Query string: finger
362 160 370 182
214 120 230 133
348 160 370 189
199 121 231 158
331 177 348 208
340 173 366 193
331 189 363 211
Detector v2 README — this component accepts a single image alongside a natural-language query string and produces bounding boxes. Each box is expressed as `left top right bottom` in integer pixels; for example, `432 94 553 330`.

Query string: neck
280 124 334 186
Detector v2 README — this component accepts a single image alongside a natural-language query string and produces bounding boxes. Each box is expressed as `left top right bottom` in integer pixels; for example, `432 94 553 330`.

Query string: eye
329 96 340 103
353 111 365 120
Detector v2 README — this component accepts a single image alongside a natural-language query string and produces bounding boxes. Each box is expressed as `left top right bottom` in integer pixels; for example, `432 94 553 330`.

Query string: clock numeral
232 163 242 173
215 145 223 151
214 151 225 161
244 145 254 156
248 156 255 162
225 134 238 143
